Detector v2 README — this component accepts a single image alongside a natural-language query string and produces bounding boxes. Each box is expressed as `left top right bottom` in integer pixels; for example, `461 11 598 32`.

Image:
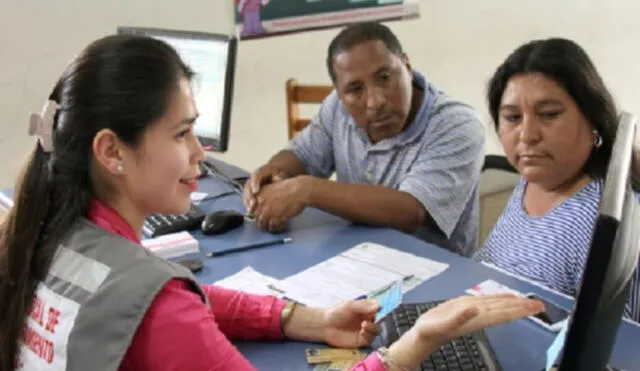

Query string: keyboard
143 203 206 238
379 301 502 371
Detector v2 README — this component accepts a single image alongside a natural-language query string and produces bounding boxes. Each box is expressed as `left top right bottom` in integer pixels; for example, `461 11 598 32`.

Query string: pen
355 275 415 300
205 237 292 258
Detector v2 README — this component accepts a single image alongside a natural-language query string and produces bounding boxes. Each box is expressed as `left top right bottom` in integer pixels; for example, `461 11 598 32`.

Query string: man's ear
92 129 126 175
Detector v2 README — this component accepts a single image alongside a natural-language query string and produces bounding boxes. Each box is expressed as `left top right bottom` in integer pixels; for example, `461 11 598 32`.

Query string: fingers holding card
373 280 404 323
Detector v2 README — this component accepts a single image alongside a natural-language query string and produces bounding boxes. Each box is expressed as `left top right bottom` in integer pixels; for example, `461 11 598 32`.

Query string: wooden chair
285 78 333 139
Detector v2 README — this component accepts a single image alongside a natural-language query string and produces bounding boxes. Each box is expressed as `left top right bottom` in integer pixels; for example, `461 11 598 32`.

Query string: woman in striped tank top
473 38 640 322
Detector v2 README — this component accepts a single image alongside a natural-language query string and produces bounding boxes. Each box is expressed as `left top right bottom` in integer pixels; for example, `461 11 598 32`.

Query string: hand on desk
243 164 286 213
251 178 309 231
243 163 288 208
412 294 543 344
283 293 542 370
243 165 310 232
384 294 544 370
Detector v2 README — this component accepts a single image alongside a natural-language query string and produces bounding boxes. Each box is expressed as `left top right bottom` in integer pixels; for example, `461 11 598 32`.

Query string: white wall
1 0 639 189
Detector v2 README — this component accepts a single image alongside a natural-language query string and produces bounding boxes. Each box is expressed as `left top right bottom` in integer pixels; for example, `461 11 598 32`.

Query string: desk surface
2 159 639 371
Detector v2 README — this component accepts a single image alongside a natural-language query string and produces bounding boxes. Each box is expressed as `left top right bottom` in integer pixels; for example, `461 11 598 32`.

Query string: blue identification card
374 280 404 323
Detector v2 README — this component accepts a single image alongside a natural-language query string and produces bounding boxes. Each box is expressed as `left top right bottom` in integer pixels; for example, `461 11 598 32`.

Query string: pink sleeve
350 353 388 371
117 279 385 371
201 284 287 341
190 285 389 370
119 279 272 371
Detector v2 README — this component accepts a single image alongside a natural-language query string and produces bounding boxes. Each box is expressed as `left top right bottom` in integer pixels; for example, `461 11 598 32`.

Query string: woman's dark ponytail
0 126 58 370
0 34 193 370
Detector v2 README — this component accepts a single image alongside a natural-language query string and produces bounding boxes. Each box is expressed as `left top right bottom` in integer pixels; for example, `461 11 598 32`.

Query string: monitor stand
199 160 244 194
198 161 210 178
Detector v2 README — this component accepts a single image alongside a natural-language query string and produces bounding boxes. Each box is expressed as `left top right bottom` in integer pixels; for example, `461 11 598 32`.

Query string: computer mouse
201 210 245 235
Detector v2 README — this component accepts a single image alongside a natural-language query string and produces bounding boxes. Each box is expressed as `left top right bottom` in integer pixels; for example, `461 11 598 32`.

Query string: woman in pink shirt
0 35 542 371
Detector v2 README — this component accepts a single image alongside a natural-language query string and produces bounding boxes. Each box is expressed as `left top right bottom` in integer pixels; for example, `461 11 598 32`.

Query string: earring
115 163 124 173
593 133 603 148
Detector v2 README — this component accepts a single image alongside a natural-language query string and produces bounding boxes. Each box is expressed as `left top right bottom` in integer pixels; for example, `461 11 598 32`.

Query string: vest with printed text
16 219 208 371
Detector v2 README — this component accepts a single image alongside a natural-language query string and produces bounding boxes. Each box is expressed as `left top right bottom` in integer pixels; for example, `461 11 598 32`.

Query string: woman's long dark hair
0 34 193 370
487 37 640 191
487 38 618 182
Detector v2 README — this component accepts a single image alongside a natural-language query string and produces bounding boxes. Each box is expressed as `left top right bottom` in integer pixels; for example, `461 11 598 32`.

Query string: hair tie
28 100 59 153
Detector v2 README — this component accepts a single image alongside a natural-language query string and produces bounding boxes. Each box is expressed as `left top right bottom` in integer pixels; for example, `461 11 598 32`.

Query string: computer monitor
557 112 640 371
117 26 237 152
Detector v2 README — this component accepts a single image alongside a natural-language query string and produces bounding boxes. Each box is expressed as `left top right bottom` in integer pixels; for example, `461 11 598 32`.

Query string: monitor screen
117 27 237 152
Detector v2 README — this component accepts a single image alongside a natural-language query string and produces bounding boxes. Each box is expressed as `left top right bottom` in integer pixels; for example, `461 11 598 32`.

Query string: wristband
376 347 413 371
280 300 298 332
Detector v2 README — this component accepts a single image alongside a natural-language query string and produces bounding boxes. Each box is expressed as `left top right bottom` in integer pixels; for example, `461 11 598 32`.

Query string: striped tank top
474 178 639 322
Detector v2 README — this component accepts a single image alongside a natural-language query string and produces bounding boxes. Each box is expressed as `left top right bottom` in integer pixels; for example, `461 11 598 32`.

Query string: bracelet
375 347 413 371
279 300 298 332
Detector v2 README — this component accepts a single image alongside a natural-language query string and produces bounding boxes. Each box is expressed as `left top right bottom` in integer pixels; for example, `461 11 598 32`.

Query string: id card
374 279 403 323
305 348 364 364
313 360 362 371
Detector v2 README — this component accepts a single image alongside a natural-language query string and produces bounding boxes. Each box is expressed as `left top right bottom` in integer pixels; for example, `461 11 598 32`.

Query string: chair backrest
478 154 520 247
482 155 518 173
285 78 333 139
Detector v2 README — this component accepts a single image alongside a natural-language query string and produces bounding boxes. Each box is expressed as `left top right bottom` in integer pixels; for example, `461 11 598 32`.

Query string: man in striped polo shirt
243 22 485 257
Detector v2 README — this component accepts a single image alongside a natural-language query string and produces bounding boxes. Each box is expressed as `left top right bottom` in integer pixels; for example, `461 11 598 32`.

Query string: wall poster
234 0 420 40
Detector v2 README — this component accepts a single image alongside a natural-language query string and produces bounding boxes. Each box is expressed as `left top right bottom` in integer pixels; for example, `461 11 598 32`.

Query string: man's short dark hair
326 22 404 83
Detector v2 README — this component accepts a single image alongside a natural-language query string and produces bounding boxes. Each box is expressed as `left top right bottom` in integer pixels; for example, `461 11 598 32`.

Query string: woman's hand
322 299 381 348
282 300 380 347
384 294 544 370
413 293 544 344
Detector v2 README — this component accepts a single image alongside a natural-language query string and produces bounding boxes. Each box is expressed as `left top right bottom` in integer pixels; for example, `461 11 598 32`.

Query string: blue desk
2 159 640 371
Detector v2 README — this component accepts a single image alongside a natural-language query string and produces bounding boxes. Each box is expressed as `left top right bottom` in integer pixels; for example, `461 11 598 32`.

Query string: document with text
272 242 449 307
214 266 284 297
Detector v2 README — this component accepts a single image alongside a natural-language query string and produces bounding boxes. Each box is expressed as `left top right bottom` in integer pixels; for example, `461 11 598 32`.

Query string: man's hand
243 164 288 215
252 176 312 232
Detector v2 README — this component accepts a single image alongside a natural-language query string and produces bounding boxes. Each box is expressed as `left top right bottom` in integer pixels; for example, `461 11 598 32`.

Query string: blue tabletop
2 158 639 371
179 160 640 371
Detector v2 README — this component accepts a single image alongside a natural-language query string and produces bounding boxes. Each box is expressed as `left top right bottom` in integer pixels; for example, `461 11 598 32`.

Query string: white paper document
214 266 284 297
190 191 209 203
274 242 449 307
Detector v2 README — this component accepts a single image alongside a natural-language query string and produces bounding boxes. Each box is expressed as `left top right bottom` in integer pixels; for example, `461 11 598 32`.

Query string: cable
193 190 239 204
201 160 244 195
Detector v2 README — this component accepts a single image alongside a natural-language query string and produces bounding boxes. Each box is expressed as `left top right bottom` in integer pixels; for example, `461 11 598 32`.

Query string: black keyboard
380 301 502 371
143 203 206 238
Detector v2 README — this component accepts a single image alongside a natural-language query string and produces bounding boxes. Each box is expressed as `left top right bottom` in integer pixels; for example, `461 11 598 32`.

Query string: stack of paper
273 242 449 307
214 266 284 297
141 231 199 260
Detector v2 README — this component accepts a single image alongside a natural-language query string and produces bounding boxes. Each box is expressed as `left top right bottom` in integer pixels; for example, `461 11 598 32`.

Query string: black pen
206 237 292 258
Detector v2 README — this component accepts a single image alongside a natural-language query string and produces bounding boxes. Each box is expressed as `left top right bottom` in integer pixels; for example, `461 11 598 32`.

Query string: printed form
273 242 449 307
214 266 284 297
